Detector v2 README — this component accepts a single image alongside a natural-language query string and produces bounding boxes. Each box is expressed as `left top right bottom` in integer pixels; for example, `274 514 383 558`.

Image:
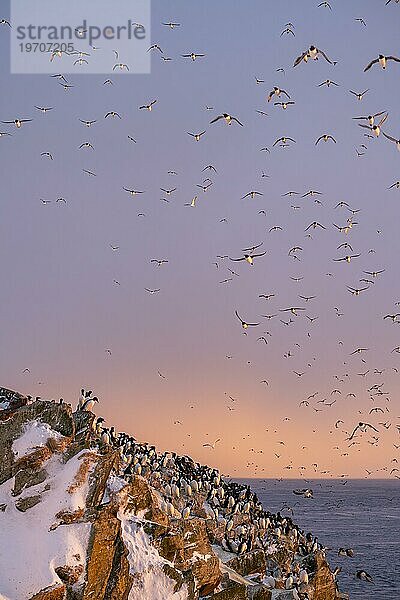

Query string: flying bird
267 87 290 102
364 54 400 71
382 131 400 151
187 131 206 141
349 89 369 101
1 118 32 128
230 249 267 265
181 53 205 61
139 100 157 111
293 45 333 67
358 113 388 137
235 310 260 329
348 422 379 441
210 113 243 126
203 438 221 449
315 134 336 144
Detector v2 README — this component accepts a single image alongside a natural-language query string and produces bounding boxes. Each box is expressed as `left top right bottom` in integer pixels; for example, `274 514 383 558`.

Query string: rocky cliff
0 389 347 600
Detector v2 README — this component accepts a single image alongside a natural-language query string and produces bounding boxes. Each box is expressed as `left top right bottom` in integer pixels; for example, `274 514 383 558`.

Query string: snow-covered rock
0 395 344 600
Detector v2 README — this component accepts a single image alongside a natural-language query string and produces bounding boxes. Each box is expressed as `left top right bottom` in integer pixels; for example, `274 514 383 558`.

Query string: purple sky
1 0 400 478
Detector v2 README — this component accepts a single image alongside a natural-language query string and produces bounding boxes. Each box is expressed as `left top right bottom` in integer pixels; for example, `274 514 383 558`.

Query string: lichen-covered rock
156 517 221 595
54 565 84 585
264 544 294 575
248 584 272 599
64 410 96 461
83 504 133 599
0 395 346 600
185 519 221 594
29 584 66 600
270 592 293 600
86 450 119 509
309 552 338 600
0 400 74 484
103 527 133 600
163 563 187 593
0 387 29 417
15 493 43 512
12 464 48 496
53 507 85 526
209 582 248 599
227 550 267 577
122 475 169 537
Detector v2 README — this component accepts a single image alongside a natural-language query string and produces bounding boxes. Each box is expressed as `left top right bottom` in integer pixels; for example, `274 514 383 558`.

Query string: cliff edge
0 389 347 600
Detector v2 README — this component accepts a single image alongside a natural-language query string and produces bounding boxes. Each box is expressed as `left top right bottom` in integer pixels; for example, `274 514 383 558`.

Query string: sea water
238 479 400 599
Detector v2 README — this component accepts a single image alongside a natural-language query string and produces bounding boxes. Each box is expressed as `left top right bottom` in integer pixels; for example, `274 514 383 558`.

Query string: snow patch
0 450 92 600
12 420 63 458
189 551 212 563
120 514 188 600
212 544 235 563
102 475 128 504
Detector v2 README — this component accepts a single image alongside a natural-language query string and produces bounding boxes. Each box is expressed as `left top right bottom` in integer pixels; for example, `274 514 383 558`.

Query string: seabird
210 113 243 126
293 45 333 67
356 570 373 583
81 396 99 411
235 310 260 329
364 54 400 71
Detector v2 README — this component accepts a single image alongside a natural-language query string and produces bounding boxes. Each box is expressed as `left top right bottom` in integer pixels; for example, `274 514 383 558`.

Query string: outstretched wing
348 424 360 440
365 423 379 433
382 131 397 143
364 57 378 72
378 113 388 127
235 310 243 322
318 48 333 64
293 51 307 67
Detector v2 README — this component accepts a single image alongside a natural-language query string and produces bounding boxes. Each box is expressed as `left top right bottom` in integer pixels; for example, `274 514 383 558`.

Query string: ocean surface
238 479 400 600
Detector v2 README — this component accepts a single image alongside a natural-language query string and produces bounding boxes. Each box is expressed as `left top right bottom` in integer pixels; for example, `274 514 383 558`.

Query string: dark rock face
12 465 48 496
0 395 345 600
66 411 96 460
0 400 74 485
85 450 119 509
15 493 43 512
0 387 29 416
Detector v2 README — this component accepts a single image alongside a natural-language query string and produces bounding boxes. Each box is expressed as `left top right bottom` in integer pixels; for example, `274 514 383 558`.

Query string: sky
0 0 400 479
